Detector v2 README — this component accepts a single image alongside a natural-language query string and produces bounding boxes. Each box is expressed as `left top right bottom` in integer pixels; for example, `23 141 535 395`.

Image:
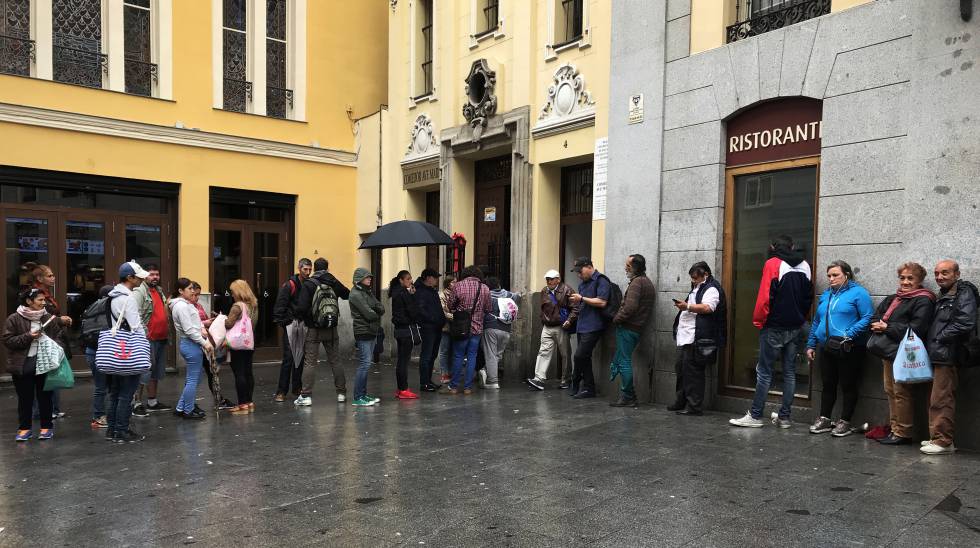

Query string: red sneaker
395 390 419 400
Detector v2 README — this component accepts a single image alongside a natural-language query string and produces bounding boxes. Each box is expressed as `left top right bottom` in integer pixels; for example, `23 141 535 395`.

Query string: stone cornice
0 102 357 166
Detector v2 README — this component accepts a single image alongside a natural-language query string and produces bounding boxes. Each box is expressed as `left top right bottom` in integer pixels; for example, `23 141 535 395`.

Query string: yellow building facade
0 0 386 365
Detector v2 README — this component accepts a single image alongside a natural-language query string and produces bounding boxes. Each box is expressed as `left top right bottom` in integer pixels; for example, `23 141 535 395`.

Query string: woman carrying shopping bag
170 278 213 421
866 262 935 446
224 279 258 415
3 288 67 441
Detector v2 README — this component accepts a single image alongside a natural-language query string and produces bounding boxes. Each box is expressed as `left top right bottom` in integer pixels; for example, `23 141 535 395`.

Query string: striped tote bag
95 300 151 376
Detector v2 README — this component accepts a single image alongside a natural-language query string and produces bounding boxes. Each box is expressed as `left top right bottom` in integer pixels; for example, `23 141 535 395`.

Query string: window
266 0 291 118
727 0 831 43
415 0 433 98
222 0 250 112
555 0 583 47
0 0 31 77
476 0 499 37
124 0 154 97
52 0 105 88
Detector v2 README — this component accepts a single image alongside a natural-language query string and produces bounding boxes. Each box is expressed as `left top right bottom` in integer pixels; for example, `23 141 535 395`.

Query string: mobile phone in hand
672 298 683 304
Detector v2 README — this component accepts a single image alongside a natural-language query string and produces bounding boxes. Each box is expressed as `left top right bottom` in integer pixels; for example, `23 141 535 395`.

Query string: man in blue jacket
567 257 610 399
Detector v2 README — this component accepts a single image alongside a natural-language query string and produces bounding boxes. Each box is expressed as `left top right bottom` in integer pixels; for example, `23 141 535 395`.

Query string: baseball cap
421 268 441 279
571 257 593 272
119 260 149 279
544 269 560 279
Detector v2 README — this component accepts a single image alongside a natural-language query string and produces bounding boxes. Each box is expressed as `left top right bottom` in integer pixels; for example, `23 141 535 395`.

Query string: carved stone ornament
390 0 397 12
405 113 438 159
538 63 595 122
462 59 498 136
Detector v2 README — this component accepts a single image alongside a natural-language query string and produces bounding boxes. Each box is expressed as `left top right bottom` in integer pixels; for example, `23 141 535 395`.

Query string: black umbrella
358 220 454 249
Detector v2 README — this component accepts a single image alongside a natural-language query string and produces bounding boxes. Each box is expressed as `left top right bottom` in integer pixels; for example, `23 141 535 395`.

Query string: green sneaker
351 396 375 407
367 394 381 404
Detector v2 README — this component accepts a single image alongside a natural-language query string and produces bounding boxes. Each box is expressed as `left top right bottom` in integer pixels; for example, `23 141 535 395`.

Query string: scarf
17 306 45 322
882 287 936 321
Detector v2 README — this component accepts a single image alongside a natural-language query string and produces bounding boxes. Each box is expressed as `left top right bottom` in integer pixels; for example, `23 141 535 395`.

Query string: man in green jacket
349 268 385 406
131 264 172 415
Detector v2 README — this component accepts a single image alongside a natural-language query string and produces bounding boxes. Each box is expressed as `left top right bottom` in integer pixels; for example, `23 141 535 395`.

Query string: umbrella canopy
358 220 454 249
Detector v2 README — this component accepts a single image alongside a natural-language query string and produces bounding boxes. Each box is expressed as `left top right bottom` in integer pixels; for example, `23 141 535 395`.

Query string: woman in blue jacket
805 261 873 437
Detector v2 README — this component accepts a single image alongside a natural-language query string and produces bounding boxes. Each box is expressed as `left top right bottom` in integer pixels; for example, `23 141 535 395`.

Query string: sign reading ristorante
726 98 822 167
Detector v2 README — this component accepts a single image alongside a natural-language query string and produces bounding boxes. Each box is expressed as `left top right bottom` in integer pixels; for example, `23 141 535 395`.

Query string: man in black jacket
415 268 445 391
272 258 312 402
294 258 351 406
922 260 977 455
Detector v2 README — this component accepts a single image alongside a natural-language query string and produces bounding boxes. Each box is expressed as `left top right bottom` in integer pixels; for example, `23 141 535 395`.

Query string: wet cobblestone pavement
1 360 979 547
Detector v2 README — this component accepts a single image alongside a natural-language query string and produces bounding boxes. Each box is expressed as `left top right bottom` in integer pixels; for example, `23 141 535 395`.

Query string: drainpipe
377 104 388 228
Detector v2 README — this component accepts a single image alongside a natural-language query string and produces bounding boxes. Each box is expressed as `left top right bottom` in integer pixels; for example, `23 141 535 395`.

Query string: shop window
52 0 106 88
222 0 249 112
123 0 155 97
727 0 831 44
266 0 292 118
742 175 773 209
0 0 32 77
413 0 434 99
209 202 287 222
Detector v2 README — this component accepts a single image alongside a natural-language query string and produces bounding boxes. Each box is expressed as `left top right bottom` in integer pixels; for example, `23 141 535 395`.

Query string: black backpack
598 274 623 323
80 295 115 349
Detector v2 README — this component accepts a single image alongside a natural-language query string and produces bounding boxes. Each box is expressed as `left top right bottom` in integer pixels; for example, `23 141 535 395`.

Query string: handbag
208 313 228 348
449 286 483 340
95 299 151 376
226 304 255 351
43 356 75 390
394 324 422 345
35 331 65 375
893 328 932 383
821 293 853 356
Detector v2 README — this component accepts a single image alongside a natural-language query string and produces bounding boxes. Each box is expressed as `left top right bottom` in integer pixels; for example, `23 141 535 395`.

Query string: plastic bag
34 333 65 375
43 357 75 390
208 313 228 348
893 328 932 383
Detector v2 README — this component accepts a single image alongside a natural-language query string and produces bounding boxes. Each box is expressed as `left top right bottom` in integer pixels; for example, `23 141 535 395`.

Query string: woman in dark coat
866 262 935 446
389 270 421 400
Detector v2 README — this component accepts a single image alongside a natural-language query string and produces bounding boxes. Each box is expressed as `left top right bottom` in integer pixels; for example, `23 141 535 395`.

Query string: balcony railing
0 34 34 77
726 0 831 44
266 85 293 119
53 44 108 88
124 58 157 97
223 77 252 112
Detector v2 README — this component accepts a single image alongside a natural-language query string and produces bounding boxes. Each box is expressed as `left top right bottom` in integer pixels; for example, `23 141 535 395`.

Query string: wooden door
474 156 511 287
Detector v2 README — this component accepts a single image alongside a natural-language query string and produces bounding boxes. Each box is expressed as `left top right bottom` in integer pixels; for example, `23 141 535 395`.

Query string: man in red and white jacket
730 235 813 429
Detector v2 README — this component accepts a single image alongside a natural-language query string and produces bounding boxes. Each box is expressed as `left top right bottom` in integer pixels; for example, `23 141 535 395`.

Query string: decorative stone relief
404 113 438 160
390 0 397 12
533 63 596 136
462 59 498 139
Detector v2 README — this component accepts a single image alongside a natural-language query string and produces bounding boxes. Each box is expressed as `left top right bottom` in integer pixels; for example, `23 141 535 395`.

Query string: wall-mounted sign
725 98 822 167
628 94 644 124
402 163 441 188
592 137 609 220
483 207 497 222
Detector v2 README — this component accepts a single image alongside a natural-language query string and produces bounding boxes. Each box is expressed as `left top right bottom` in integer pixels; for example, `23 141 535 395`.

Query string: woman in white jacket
170 278 212 420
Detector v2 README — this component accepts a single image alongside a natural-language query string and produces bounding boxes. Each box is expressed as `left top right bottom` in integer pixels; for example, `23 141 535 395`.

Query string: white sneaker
337 393 346 403
485 383 500 389
920 440 933 447
293 395 312 407
729 413 764 428
478 369 487 388
920 443 955 455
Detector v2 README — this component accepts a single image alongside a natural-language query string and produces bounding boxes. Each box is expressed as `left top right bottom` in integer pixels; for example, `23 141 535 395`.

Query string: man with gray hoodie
105 261 148 443
481 277 520 389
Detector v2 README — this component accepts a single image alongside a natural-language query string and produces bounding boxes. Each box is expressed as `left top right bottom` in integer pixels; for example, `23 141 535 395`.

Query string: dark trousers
13 372 53 430
230 349 255 405
674 344 712 412
818 348 864 421
395 336 413 391
106 374 141 433
202 355 215 396
418 325 442 387
277 326 304 395
573 331 602 393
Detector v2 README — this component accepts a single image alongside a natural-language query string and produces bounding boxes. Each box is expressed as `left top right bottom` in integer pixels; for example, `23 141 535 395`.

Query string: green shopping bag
43 357 75 391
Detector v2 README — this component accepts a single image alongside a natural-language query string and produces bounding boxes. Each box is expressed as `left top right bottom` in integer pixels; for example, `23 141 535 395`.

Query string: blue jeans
451 335 481 390
354 339 376 399
86 347 108 420
750 327 801 419
106 374 140 433
177 339 204 413
610 326 640 400
438 332 451 376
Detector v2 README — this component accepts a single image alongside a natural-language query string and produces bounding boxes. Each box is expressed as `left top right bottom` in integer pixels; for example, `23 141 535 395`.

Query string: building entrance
474 155 511 287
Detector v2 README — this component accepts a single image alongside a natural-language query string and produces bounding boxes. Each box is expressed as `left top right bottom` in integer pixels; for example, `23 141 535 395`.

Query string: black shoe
527 378 545 391
610 397 637 408
105 429 116 441
666 402 686 412
572 390 596 399
180 409 207 420
558 382 570 389
146 402 172 412
421 383 440 392
878 433 912 445
568 385 580 397
676 408 703 416
217 398 236 410
131 404 148 417
116 429 145 443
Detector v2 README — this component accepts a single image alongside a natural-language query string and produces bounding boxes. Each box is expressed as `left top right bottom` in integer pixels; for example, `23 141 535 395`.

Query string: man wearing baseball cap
527 269 575 390
104 260 149 443
567 257 612 398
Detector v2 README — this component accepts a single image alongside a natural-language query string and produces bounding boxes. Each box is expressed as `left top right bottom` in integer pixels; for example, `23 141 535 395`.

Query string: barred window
53 0 106 88
124 0 155 97
0 0 32 77
266 0 291 118
223 0 249 112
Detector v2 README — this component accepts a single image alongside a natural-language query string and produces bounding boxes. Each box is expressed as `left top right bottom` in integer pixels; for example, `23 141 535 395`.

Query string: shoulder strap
110 296 128 335
469 285 482 316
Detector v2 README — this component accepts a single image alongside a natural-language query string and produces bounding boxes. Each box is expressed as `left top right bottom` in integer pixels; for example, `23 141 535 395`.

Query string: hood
169 296 188 310
312 270 339 284
414 278 436 292
353 268 373 285
108 283 132 298
771 248 805 267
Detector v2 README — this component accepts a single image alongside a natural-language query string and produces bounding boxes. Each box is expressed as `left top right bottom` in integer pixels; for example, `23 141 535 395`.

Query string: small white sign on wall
593 137 609 221
628 94 644 124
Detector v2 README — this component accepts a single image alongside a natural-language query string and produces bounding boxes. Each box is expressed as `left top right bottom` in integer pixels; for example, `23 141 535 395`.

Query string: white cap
544 269 560 279
119 260 149 279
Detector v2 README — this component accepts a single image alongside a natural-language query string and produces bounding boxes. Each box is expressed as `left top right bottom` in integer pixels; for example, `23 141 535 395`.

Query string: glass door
4 215 53 318
212 225 243 317
252 230 284 350
63 217 110 357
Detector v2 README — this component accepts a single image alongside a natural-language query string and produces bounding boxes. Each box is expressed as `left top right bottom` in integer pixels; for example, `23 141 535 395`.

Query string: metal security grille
478 0 498 36
223 0 250 112
53 0 105 88
266 0 291 118
0 0 31 77
123 0 154 96
727 0 830 43
560 163 593 218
